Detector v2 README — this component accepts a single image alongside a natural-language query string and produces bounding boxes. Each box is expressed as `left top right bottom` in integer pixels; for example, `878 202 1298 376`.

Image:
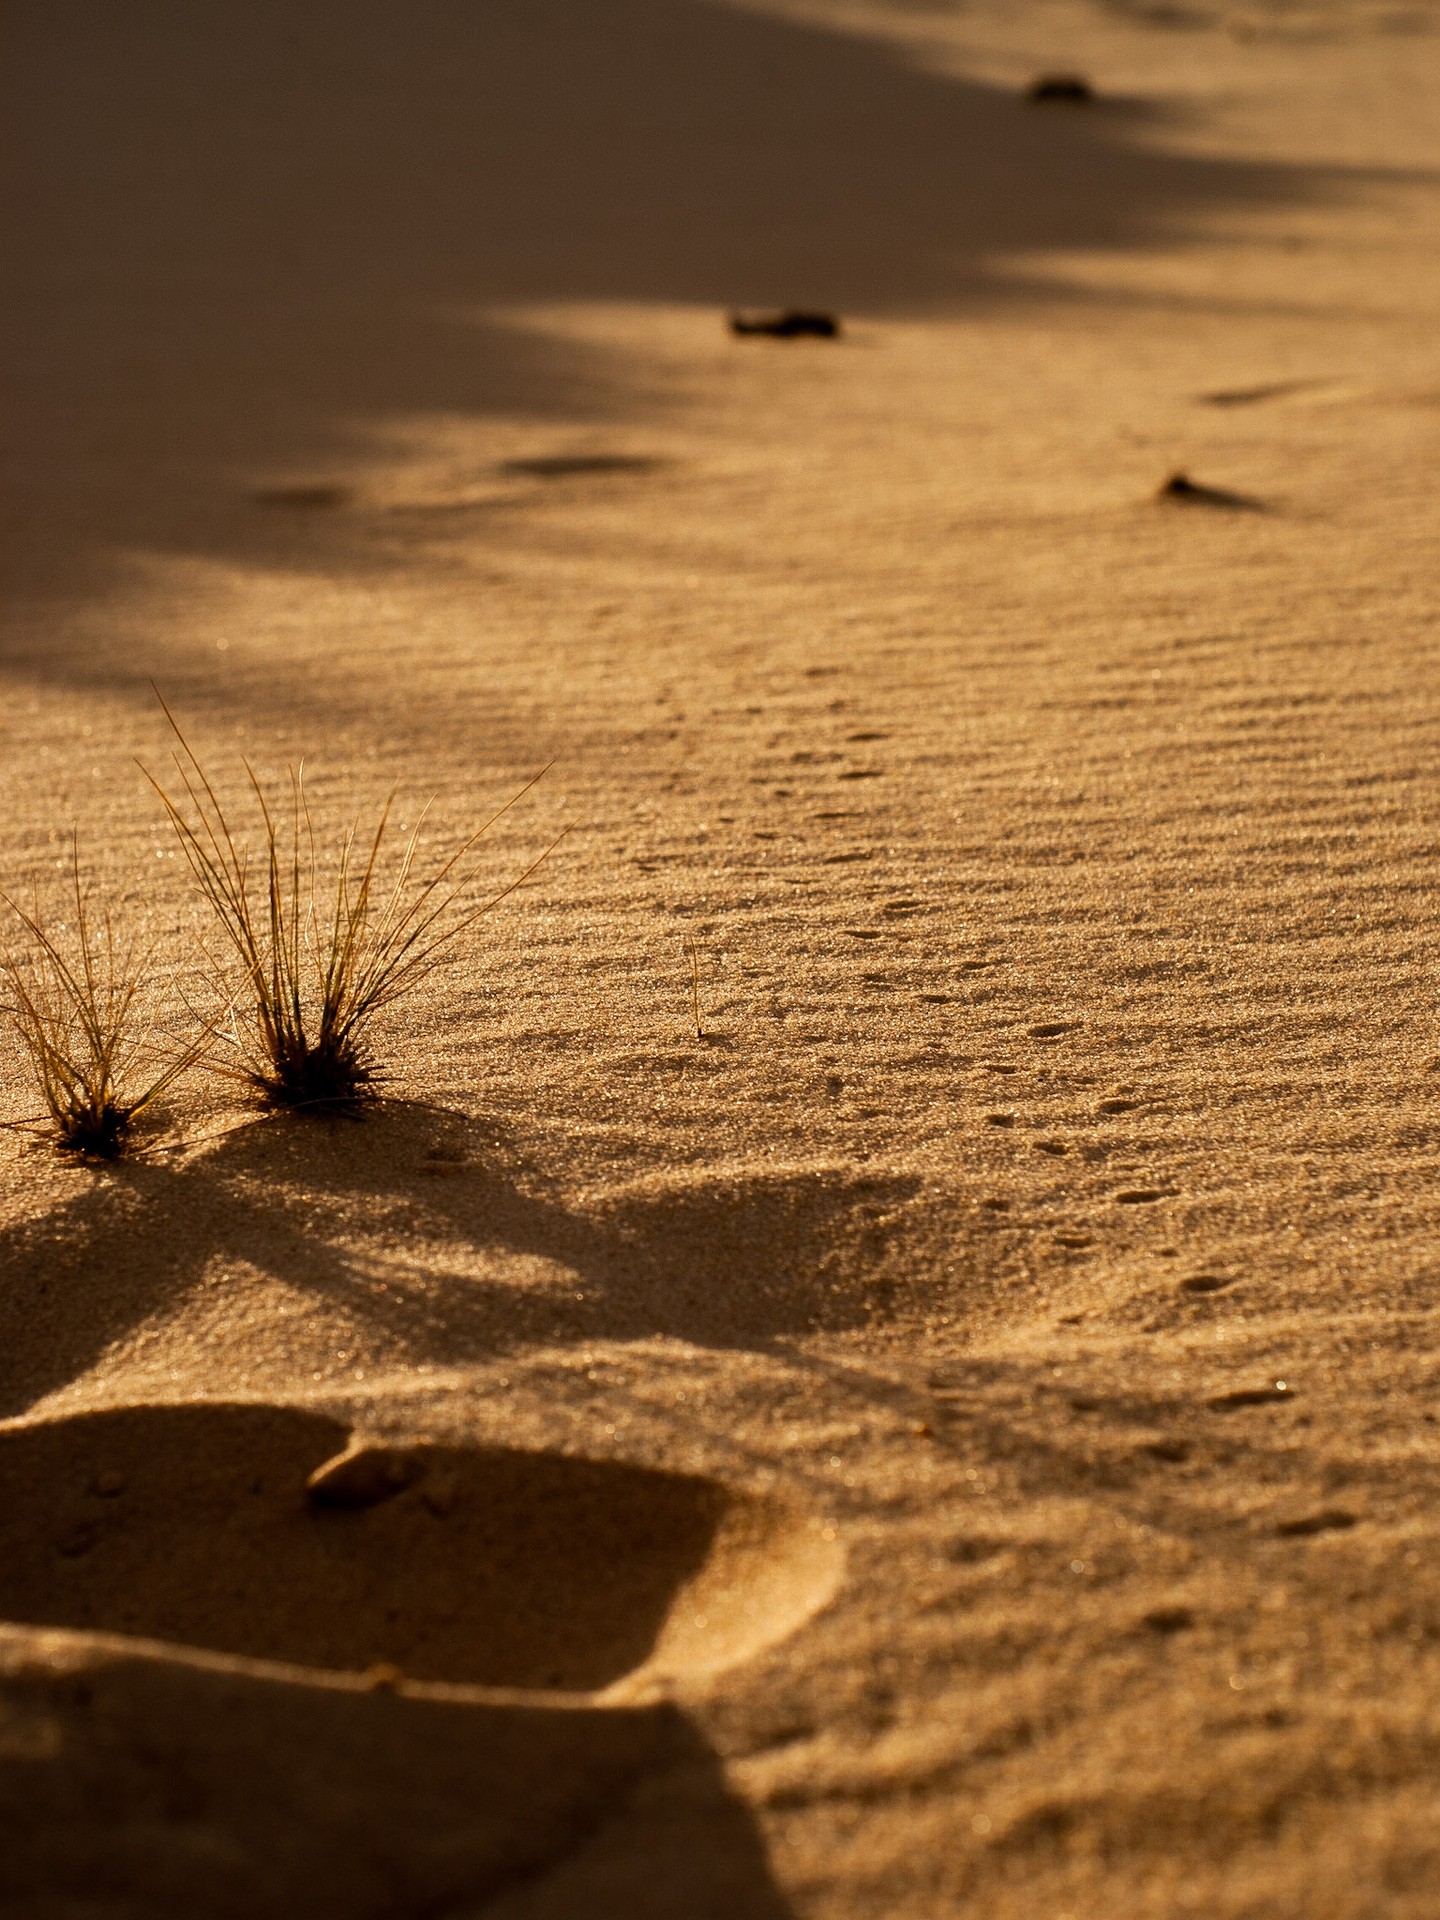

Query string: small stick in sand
684 936 704 1040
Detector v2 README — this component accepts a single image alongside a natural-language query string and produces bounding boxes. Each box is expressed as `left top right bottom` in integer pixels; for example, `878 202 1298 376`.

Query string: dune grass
144 700 559 1115
0 842 202 1159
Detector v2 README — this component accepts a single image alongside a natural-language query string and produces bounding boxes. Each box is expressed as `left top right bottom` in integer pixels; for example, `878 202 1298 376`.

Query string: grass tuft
1 841 199 1159
144 697 560 1115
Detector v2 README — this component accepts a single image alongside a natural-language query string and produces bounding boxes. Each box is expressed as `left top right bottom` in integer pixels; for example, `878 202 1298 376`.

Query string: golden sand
2 3 1438 1913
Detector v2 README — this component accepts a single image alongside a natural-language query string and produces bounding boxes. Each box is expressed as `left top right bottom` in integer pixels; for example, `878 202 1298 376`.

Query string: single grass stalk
0 841 204 1160
143 697 562 1114
684 936 704 1040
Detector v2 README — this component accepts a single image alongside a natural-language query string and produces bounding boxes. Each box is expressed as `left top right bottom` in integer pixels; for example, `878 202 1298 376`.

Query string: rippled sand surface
3 4 1439 1914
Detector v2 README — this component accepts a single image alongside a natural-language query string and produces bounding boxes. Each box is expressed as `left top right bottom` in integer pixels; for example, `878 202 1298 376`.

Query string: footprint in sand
0 1405 841 1694
1274 1508 1357 1538
1180 1272 1235 1295
1207 1383 1295 1409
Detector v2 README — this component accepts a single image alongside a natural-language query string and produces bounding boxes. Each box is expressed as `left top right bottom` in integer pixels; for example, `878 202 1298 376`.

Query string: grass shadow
0 1104 921 1416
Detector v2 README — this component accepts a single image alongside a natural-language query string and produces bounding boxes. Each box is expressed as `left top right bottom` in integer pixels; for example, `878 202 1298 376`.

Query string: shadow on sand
0 1106 862 1916
2 0 1363 645
0 1104 920 1416
0 1630 795 1920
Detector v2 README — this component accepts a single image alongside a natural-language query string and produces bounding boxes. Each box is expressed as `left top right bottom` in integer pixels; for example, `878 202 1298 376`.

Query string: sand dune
3 1 1440 1915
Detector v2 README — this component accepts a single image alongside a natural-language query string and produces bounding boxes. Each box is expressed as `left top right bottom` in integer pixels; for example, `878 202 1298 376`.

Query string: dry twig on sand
144 697 561 1115
684 936 704 1041
0 840 204 1159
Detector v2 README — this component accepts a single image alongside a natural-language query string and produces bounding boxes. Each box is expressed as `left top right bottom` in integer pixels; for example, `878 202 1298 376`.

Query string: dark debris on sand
729 309 841 339
1158 471 1265 511
1027 75 1094 104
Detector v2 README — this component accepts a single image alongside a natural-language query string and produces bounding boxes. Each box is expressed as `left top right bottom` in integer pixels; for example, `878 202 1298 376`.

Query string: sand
2 1 1439 1914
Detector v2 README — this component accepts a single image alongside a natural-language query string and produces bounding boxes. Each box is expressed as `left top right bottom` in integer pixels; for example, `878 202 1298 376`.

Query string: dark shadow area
478 1722 804 1920
0 0 1357 644
0 1106 920 1414
0 1629 794 1920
